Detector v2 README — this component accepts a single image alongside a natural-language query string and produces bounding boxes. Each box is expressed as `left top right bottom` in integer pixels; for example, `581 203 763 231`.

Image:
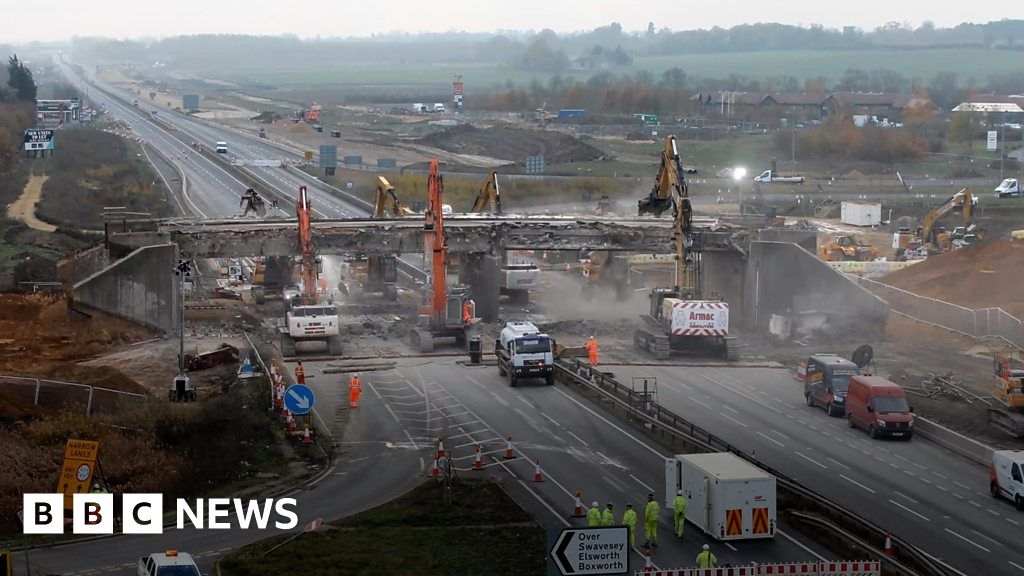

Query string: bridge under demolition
65 212 885 339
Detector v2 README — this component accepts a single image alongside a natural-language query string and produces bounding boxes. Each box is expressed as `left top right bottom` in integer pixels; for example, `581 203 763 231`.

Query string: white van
215 141 228 154
138 550 201 576
991 450 1024 509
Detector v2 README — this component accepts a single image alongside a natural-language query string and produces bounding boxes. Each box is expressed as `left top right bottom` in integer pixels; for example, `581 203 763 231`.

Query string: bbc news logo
23 494 298 534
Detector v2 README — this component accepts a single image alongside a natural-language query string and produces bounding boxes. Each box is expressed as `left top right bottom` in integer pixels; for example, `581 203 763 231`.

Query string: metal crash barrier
637 561 881 576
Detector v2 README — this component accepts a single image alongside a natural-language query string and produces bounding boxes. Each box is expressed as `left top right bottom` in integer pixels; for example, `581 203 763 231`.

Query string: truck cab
996 178 1020 198
137 550 201 576
991 450 1024 509
803 354 860 416
496 321 554 387
215 141 228 154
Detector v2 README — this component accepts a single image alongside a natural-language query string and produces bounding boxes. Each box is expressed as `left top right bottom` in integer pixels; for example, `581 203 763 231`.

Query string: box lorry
665 452 776 541
845 375 914 439
495 321 554 387
991 450 1024 509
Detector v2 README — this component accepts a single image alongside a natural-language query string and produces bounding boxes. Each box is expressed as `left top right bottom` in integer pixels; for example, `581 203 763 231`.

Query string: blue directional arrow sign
284 384 315 415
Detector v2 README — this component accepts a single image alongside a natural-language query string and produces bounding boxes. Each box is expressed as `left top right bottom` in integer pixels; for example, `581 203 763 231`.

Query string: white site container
841 201 882 227
664 452 776 541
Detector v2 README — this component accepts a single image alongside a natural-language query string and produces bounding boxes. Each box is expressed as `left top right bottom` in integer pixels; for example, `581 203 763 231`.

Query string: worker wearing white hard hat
696 544 717 568
587 501 602 527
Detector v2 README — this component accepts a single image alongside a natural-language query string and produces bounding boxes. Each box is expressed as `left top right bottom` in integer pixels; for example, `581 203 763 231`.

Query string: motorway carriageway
612 364 1021 576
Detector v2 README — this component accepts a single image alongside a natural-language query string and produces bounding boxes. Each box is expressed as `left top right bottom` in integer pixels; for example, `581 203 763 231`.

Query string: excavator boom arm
921 188 972 244
296 186 319 302
374 176 414 217
470 171 501 214
426 160 447 322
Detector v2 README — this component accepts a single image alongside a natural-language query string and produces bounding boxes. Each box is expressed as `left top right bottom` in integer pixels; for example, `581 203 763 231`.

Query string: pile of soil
0 293 155 373
880 240 1024 317
418 124 604 164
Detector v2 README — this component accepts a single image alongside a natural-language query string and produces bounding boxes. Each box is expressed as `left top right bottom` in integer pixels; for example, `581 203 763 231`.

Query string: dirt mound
0 293 156 373
418 124 604 164
843 169 867 179
880 240 1024 317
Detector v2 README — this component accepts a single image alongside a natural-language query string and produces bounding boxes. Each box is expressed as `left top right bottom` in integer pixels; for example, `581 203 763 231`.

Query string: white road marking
777 528 828 561
795 451 828 469
1010 561 1024 572
944 528 990 552
688 396 712 410
552 387 664 459
719 412 748 428
889 499 931 522
566 430 589 446
840 474 876 494
541 412 560 426
629 473 655 493
892 490 919 504
1007 518 1020 526
725 542 738 552
757 431 785 447
970 529 1002 547
826 457 850 469
722 404 739 414
953 480 972 490
489 391 510 407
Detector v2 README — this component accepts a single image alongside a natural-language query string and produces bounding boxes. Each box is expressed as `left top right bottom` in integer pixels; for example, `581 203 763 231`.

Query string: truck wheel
1016 495 1024 511
826 402 834 416
847 413 855 428
498 363 506 377
992 482 1000 498
805 393 814 407
869 425 878 439
508 369 517 388
545 373 554 386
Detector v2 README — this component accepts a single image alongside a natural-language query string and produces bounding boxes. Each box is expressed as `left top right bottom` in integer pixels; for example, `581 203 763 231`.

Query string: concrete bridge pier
459 252 500 323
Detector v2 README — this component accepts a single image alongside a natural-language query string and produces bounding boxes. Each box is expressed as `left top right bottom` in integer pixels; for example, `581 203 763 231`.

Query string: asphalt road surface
611 363 1020 576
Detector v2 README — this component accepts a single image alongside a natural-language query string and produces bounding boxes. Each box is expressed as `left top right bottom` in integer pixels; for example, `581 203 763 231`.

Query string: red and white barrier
635 561 880 576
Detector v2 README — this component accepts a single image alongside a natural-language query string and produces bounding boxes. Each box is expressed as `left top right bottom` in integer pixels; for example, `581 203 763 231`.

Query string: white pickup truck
495 321 554 387
754 169 804 184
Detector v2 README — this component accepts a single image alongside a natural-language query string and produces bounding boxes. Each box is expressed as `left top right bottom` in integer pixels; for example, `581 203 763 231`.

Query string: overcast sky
0 0 1014 43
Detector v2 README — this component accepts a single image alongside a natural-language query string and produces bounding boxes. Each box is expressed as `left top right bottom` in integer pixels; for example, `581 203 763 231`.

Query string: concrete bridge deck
106 215 743 258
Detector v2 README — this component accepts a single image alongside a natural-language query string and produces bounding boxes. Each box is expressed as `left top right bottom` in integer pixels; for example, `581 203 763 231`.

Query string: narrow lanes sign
550 526 628 575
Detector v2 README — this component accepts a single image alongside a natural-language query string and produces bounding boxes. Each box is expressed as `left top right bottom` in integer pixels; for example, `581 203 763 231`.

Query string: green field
223 48 1024 88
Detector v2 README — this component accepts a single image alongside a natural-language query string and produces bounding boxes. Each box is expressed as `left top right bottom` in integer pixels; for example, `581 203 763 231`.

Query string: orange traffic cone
436 437 446 458
430 455 440 478
473 444 484 470
533 459 544 482
302 425 312 444
884 532 894 557
572 491 585 518
504 435 515 459
642 548 654 572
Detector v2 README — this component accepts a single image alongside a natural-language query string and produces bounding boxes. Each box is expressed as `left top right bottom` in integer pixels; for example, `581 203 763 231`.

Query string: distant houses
690 91 933 124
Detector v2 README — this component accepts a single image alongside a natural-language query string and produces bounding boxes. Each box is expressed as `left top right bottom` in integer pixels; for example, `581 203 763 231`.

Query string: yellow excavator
990 352 1024 437
470 170 501 214
339 176 412 300
896 188 976 260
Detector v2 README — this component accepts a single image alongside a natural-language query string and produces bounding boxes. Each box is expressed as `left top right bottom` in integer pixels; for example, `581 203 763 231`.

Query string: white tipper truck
665 452 776 541
495 321 554 387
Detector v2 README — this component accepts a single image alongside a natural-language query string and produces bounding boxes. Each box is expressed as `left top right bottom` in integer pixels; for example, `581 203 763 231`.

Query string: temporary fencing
852 275 1024 350
0 373 146 415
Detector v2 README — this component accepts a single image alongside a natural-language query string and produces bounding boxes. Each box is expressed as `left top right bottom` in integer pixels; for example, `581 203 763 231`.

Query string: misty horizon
0 0 1021 44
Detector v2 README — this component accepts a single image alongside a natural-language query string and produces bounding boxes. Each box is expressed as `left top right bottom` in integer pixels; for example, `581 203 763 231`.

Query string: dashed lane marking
840 474 876 494
756 431 785 447
795 451 828 469
889 499 930 522
944 528 990 552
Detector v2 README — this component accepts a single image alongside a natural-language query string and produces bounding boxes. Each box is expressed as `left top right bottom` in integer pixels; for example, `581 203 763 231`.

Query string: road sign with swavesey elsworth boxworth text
550 526 628 576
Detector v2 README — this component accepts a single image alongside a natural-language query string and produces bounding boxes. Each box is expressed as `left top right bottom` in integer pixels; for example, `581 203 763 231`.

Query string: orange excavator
410 160 475 352
280 185 342 356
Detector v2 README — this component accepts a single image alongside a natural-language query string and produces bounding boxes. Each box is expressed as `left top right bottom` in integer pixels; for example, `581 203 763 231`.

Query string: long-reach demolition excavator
411 160 476 352
280 185 342 356
464 171 539 305
633 136 730 359
339 176 411 301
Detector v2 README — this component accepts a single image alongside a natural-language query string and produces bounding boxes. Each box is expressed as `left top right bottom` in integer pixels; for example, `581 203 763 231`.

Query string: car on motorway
137 550 202 576
803 354 859 416
995 178 1020 198
215 141 228 154
845 375 914 439
991 450 1024 510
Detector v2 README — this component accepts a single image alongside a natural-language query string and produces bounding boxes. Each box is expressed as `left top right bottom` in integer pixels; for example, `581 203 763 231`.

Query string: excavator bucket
239 188 267 218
